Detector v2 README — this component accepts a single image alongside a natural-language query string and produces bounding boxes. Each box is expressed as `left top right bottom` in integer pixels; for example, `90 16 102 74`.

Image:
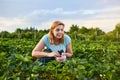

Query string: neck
54 38 60 45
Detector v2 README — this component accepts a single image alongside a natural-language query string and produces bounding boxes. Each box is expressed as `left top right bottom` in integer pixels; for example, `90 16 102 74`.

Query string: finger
56 52 61 57
62 53 66 56
54 52 60 57
58 57 64 60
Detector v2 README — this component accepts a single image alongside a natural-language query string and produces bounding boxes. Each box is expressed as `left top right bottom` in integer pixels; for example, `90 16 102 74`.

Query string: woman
32 21 73 62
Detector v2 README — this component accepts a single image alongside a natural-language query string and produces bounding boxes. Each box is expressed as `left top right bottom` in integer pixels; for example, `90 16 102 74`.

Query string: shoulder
64 34 71 46
41 34 49 42
43 34 49 38
42 34 49 39
64 34 71 41
41 34 50 46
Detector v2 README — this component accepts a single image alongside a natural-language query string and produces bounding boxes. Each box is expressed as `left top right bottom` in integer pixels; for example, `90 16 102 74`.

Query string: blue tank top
42 34 71 52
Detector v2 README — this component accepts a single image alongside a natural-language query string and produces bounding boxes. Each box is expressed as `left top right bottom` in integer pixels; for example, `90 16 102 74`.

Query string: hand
61 52 66 56
47 52 60 57
56 56 64 62
56 54 66 62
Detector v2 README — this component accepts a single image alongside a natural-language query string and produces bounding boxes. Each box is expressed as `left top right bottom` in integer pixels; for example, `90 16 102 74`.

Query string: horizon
0 23 117 34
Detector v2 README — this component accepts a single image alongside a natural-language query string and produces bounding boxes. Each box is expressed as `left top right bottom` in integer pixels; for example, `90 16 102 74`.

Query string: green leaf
15 54 24 61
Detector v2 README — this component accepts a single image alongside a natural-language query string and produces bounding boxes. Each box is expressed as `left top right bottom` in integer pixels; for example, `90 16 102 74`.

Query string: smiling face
53 25 64 39
49 21 65 44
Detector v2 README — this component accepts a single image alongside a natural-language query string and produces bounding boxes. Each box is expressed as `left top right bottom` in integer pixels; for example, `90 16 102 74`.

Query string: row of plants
0 38 120 80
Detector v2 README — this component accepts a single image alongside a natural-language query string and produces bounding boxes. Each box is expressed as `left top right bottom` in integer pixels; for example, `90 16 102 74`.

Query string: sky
0 0 120 33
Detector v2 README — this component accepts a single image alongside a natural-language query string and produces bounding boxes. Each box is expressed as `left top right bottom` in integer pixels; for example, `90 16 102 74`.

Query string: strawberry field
0 38 120 80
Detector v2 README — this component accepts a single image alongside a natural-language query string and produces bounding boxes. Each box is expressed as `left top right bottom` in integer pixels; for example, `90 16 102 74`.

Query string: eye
55 28 64 32
56 29 60 31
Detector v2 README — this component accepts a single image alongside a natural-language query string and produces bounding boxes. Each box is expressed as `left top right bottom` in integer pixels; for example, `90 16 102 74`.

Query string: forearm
65 52 73 58
32 51 48 58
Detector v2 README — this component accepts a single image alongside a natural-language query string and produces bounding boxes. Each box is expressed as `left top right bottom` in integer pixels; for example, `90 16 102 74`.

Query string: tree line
0 23 120 41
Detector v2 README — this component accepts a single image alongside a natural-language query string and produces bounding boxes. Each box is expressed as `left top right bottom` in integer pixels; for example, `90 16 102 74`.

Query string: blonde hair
49 21 65 44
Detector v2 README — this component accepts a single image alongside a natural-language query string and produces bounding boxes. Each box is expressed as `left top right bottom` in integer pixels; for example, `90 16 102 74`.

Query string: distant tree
0 31 10 38
103 23 120 41
113 23 120 41
115 23 120 32
15 28 22 33
69 25 79 40
79 26 88 34
95 27 105 36
77 33 85 40
25 32 34 39
69 24 79 33
11 32 18 38
15 28 22 38
88 27 95 35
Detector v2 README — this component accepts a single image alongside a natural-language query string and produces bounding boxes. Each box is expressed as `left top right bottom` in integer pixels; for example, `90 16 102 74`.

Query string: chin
57 37 62 39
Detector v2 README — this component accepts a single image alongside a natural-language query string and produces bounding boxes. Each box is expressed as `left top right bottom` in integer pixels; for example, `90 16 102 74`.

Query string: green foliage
0 38 120 80
115 23 120 32
1 23 120 41
69 24 79 33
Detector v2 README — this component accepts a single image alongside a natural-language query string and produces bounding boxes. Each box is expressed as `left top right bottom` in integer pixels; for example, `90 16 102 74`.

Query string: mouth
57 34 62 37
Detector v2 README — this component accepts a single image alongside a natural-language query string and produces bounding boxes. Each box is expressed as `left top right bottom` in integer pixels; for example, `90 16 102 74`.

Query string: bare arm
32 39 47 58
65 42 73 57
32 39 60 58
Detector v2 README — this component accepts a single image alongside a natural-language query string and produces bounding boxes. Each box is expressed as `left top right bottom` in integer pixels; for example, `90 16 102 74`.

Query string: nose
59 30 62 33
